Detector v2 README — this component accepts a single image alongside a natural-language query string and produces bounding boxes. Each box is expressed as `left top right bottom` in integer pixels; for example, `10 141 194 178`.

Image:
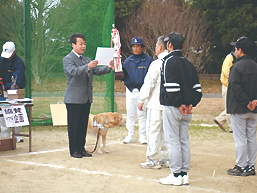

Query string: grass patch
189 125 218 133
32 97 64 118
29 75 221 126
199 78 221 94
32 96 122 118
190 119 206 124
31 74 221 94
189 124 234 142
21 125 67 132
32 72 67 93
31 72 126 93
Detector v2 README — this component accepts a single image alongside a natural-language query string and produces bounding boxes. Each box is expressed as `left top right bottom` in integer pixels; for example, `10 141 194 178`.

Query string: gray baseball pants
163 106 192 173
231 113 257 167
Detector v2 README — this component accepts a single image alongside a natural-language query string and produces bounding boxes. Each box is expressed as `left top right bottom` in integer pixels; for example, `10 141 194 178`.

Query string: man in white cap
0 41 26 142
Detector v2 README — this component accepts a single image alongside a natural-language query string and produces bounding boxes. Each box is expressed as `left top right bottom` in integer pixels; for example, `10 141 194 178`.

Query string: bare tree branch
120 0 212 72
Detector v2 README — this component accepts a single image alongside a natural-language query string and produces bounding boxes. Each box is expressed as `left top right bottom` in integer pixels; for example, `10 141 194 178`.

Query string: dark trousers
65 102 91 155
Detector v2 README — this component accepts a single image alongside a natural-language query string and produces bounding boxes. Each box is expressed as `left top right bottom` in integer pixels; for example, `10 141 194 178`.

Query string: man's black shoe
247 165 256 175
71 152 82 158
81 151 92 157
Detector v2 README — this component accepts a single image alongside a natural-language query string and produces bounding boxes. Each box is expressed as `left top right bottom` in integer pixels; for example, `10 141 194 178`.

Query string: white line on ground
4 159 157 181
0 138 223 193
0 148 69 158
4 159 220 192
190 123 217 127
0 141 146 158
192 151 233 158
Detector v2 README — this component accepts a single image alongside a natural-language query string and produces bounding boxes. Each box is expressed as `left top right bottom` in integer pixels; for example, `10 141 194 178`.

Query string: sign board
50 104 67 126
2 105 29 127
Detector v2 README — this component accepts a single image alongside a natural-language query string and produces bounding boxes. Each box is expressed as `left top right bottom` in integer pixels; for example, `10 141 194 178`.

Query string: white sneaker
157 159 169 168
182 174 189 185
123 136 134 144
140 160 161 169
159 173 182 186
139 136 147 144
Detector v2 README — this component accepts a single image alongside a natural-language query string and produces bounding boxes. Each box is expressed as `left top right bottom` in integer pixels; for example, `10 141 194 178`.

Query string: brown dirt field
1 98 257 193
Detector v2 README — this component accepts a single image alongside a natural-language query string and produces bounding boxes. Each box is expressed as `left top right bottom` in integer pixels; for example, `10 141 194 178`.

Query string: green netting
35 0 117 121
47 0 117 115
62 0 117 115
91 0 117 114
1 0 118 126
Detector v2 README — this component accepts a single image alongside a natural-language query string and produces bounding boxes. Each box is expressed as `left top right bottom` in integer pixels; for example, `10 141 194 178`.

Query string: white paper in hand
95 47 115 65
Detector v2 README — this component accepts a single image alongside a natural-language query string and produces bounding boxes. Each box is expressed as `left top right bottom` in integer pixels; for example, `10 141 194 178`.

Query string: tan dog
87 112 125 154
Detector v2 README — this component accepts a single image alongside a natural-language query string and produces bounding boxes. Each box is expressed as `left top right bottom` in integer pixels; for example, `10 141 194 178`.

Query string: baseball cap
131 37 143 45
1 41 15 58
164 32 184 49
230 37 247 46
230 37 252 54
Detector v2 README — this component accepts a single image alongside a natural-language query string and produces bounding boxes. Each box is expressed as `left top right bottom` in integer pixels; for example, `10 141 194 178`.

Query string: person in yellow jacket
214 49 236 133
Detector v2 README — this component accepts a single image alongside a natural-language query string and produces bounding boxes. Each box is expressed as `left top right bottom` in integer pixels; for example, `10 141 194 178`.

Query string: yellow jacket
220 53 235 87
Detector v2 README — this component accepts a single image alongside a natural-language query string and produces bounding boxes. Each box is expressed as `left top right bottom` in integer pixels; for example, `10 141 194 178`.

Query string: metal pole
17 3 21 57
110 0 115 112
23 0 32 99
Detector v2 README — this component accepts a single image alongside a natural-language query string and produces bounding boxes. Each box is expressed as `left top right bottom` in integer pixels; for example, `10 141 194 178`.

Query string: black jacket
227 55 257 114
160 50 202 107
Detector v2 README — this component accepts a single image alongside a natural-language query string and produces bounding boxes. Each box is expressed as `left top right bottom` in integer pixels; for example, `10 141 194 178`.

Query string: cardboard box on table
7 89 25 99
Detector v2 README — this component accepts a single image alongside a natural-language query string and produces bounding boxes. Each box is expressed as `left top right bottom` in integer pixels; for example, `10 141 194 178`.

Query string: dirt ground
1 98 257 193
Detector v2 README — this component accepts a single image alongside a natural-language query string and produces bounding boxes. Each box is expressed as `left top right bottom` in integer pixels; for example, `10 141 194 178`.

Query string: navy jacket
122 53 153 91
0 54 26 90
227 55 257 114
160 50 202 107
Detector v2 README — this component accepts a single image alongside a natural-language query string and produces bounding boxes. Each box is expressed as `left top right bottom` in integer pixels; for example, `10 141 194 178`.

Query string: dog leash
87 114 111 154
87 127 101 154
87 115 106 154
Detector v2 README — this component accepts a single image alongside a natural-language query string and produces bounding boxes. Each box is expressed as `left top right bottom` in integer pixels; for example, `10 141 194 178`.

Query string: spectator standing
214 49 236 133
122 37 153 144
227 37 257 176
